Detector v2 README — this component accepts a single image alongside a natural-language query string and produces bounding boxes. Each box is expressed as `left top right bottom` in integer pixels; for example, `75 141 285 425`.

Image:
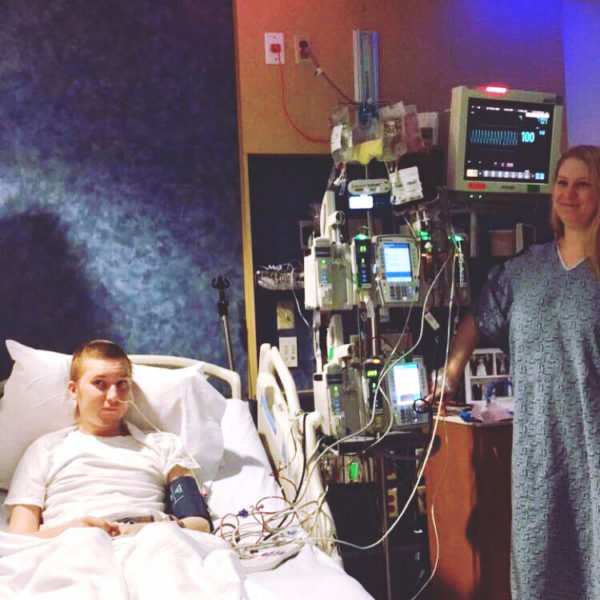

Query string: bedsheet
0 525 371 600
246 545 373 599
0 522 248 600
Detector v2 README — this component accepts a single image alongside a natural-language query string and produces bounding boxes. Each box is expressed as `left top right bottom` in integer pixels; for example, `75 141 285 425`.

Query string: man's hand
179 516 211 533
116 522 147 536
8 506 122 539
115 518 211 536
75 516 121 537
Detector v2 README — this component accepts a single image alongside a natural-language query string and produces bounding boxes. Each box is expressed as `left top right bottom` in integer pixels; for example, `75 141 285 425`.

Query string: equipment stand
212 275 235 371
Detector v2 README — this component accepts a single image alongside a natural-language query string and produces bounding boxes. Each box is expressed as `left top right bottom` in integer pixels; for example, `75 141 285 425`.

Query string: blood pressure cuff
167 476 214 532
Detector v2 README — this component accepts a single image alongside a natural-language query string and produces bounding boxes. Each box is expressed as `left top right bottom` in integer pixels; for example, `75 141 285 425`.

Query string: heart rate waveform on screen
469 128 518 147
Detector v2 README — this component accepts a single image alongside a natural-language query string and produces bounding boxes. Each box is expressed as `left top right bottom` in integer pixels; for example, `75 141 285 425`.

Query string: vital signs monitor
447 85 563 201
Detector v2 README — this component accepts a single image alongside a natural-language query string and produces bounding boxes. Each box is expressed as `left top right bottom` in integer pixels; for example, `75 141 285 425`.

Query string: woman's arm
446 313 481 387
431 313 481 402
9 504 120 538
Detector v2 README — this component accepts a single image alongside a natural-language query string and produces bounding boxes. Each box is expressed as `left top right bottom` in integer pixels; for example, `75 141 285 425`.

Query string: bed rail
256 343 338 558
129 355 242 399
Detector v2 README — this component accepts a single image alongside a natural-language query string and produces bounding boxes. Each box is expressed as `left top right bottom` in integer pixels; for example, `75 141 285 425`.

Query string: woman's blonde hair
550 145 600 277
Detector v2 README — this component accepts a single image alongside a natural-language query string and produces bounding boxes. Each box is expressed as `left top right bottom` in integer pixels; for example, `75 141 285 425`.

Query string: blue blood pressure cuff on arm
167 476 214 532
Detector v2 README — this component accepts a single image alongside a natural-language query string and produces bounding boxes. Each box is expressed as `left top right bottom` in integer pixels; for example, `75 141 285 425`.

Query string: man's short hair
70 339 132 382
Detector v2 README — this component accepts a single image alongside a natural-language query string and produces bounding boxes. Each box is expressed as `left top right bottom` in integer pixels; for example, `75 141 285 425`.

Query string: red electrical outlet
264 32 284 64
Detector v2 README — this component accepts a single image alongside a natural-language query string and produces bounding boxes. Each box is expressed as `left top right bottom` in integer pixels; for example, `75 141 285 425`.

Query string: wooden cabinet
424 420 512 600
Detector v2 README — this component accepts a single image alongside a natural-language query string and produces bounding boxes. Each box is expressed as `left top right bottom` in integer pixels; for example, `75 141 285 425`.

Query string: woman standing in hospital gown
436 145 600 599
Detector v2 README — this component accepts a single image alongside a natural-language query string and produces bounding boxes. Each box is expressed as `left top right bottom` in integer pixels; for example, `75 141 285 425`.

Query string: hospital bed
0 340 372 599
255 343 338 557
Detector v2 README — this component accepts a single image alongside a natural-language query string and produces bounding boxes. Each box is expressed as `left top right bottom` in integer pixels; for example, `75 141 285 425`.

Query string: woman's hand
427 370 460 406
427 313 481 406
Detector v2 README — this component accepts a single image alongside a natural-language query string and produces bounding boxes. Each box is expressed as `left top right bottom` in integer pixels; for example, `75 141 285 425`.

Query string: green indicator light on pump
348 461 360 482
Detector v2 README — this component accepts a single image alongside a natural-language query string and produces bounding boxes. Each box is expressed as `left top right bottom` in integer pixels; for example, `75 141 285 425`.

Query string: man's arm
9 504 120 538
110 466 212 537
167 465 212 533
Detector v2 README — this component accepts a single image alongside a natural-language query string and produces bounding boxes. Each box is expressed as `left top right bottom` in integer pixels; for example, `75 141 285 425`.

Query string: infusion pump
304 237 354 311
373 235 423 306
305 233 425 310
364 356 429 433
314 356 430 438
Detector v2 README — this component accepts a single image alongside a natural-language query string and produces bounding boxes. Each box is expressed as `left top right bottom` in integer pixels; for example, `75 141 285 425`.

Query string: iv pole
212 275 235 371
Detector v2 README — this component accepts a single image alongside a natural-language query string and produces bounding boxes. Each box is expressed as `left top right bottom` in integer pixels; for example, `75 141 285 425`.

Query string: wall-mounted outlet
293 35 311 63
279 336 298 367
265 32 285 65
276 300 295 330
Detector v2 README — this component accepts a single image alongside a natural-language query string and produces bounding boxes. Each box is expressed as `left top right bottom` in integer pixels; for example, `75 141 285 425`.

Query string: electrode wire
275 49 330 145
304 247 457 553
308 50 354 105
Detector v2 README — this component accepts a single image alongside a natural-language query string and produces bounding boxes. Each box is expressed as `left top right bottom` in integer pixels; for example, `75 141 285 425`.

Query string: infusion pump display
373 235 421 306
386 358 429 429
363 356 429 432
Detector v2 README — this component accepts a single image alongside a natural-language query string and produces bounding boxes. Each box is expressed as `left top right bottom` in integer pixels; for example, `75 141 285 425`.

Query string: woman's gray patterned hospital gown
474 241 600 600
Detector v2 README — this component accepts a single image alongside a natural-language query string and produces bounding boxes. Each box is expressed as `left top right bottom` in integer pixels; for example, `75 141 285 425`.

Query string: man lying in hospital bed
3 339 245 599
7 339 213 539
0 339 373 599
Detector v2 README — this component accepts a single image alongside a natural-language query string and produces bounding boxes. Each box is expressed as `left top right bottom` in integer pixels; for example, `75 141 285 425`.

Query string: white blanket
0 522 249 600
0 524 372 600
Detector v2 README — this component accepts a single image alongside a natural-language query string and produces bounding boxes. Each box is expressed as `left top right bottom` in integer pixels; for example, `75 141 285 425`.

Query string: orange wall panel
234 0 409 154
234 0 565 155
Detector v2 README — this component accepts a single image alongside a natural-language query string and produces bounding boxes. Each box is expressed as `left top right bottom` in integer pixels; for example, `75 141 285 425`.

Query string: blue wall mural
0 0 246 385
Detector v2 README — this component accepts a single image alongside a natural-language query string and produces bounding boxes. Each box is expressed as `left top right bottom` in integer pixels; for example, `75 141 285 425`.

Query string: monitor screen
382 242 412 283
389 362 422 404
348 194 374 210
464 97 555 184
446 86 563 199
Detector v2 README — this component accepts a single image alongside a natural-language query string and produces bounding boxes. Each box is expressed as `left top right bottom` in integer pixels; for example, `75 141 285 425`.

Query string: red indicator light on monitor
468 182 487 190
485 85 509 95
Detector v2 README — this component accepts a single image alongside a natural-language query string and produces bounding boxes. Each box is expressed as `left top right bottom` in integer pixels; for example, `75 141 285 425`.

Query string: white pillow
208 398 280 516
0 340 227 489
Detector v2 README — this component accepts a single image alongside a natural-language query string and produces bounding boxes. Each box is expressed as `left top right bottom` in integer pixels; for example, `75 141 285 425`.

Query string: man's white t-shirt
5 423 199 529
